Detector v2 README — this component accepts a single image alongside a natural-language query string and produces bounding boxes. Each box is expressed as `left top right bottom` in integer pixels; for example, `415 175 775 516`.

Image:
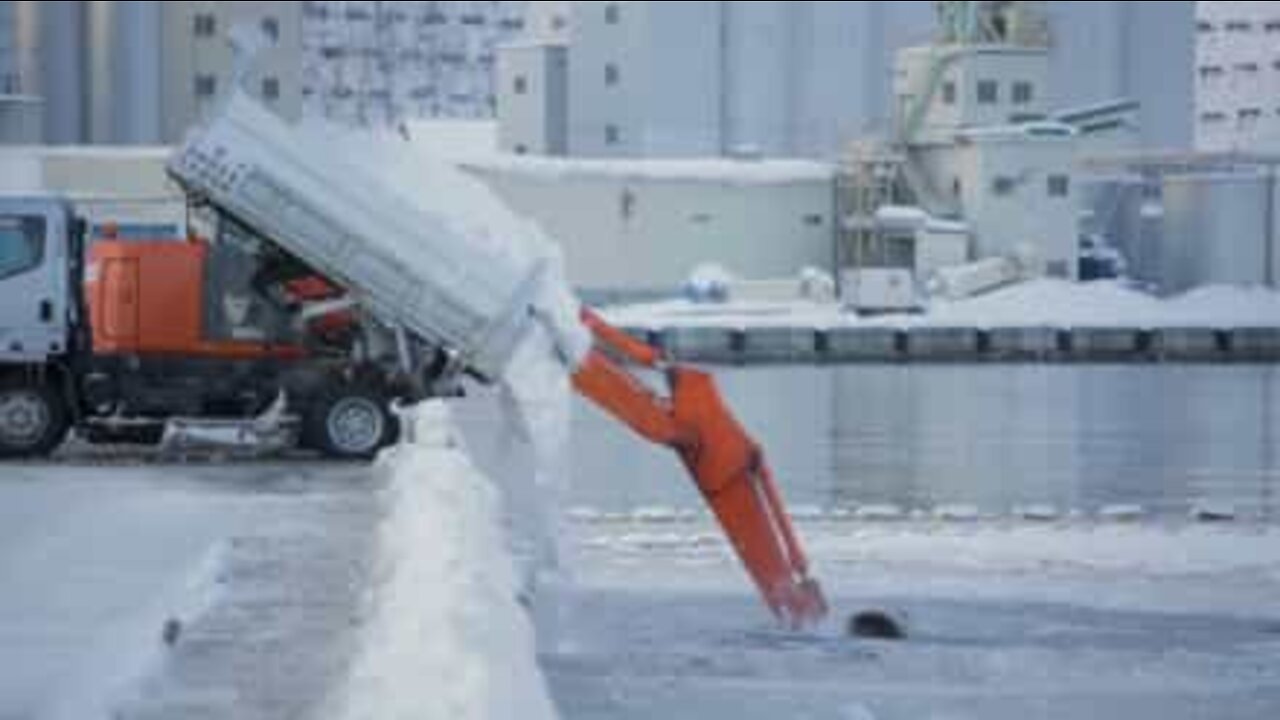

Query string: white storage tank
1161 171 1279 293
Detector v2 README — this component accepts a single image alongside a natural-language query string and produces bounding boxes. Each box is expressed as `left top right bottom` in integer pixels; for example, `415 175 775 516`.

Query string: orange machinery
86 238 305 361
85 238 828 628
573 309 828 629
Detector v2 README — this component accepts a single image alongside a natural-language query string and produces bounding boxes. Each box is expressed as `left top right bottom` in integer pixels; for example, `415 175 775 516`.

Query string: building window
1226 20 1253 32
992 176 1016 196
605 63 620 86
262 16 280 43
1012 81 1034 105
193 13 217 38
1048 174 1070 198
194 74 218 98
1199 65 1225 80
942 81 957 105
513 75 528 95
262 77 280 101
1200 111 1227 123
605 124 621 145
952 177 962 198
803 214 825 227
1268 20 1280 33
514 144 529 155
1236 62 1260 73
605 3 621 24
1197 21 1214 33
977 80 999 105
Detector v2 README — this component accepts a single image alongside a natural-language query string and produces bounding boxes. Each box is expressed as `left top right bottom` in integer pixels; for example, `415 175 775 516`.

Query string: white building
1195 0 1280 152
895 40 1079 278
2 1 529 145
499 1 1196 160
302 1 529 128
468 156 837 297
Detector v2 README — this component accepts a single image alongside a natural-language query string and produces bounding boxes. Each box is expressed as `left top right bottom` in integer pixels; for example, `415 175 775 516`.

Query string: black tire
302 386 399 460
0 377 72 460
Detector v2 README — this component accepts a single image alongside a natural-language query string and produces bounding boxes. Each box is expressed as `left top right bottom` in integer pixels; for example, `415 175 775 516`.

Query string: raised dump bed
169 93 545 382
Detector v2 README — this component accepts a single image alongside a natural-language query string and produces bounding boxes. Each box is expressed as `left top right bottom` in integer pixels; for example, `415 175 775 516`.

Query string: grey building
498 1 1196 160
5 1 528 146
0 1 16 94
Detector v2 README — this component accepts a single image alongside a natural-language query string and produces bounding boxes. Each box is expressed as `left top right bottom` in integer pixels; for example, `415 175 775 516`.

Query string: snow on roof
467 155 836 186
0 145 174 160
397 119 834 185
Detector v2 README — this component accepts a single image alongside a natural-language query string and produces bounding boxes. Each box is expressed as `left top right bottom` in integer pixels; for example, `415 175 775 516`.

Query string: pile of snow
335 403 559 720
682 263 736 303
606 279 1280 330
922 279 1169 328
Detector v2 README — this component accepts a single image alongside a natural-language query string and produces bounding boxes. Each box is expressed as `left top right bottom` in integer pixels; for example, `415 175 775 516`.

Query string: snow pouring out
336 403 560 720
323 123 588 715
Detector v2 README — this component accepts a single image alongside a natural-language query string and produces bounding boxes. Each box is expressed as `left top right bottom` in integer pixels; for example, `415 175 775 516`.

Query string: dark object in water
847 610 907 640
162 618 183 647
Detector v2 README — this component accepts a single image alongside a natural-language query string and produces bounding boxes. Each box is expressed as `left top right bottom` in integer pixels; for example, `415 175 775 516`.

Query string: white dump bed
168 93 543 381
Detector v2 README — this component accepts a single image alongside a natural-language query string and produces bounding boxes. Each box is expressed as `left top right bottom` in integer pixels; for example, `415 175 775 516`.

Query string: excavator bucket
572 311 828 629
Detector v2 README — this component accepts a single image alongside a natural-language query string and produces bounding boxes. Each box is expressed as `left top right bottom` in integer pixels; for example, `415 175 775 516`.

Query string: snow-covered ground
605 279 1280 330
0 462 380 720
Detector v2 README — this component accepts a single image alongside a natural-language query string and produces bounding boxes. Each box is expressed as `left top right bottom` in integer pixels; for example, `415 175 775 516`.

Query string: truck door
0 200 70 362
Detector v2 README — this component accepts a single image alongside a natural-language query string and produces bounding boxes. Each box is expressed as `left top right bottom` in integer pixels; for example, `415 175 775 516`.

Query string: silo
1161 171 1277 293
1046 1 1194 151
111 1 161 144
27 0 87 144
85 0 162 145
723 1 792 156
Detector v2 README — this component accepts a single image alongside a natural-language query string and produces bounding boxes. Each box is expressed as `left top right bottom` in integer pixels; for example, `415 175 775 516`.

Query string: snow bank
605 279 1280 330
335 403 559 720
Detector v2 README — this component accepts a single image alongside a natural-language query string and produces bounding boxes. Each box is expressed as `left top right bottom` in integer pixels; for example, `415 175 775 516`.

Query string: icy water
571 365 1280 521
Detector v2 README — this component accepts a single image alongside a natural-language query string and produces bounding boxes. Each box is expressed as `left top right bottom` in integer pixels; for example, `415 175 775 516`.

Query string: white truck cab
0 197 77 364
0 196 80 458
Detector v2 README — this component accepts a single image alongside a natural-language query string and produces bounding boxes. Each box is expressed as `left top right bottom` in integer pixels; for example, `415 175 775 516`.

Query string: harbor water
569 365 1280 522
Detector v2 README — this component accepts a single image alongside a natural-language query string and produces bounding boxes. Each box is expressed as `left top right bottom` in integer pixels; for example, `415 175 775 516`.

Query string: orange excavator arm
572 310 828 629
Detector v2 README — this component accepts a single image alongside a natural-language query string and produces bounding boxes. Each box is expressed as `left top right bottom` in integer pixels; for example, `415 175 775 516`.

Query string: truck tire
0 377 71 459
303 386 398 461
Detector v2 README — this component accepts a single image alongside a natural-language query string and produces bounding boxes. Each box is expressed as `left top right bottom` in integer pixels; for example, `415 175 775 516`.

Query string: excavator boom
573 311 828 629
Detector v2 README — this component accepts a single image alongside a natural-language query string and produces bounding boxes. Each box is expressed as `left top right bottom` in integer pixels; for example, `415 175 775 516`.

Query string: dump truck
0 93 826 627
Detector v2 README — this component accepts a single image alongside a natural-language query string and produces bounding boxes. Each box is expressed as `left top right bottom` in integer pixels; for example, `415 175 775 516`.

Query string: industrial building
498 1 1196 160
0 1 528 145
1196 0 1280 152
468 156 836 298
303 1 529 128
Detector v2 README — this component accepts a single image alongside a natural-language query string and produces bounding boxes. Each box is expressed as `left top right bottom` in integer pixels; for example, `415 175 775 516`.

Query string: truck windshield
0 216 46 280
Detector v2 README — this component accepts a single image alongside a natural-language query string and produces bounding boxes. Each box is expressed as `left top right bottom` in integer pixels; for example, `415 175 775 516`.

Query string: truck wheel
304 387 398 461
0 379 71 459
